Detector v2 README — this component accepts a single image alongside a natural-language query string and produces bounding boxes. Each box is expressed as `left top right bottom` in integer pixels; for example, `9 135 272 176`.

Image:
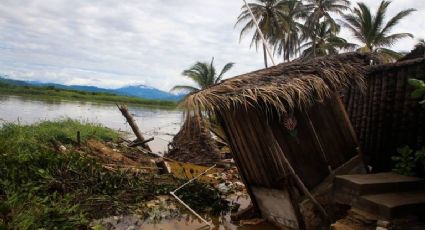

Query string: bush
392 146 425 177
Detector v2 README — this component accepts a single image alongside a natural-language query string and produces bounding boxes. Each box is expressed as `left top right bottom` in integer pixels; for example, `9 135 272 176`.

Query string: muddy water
141 214 277 230
99 197 278 230
0 95 182 153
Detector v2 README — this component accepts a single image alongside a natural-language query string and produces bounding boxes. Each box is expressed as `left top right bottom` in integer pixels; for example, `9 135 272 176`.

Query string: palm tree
300 21 356 58
304 0 351 57
236 0 289 67
415 39 425 49
342 0 416 62
272 0 307 61
171 58 234 93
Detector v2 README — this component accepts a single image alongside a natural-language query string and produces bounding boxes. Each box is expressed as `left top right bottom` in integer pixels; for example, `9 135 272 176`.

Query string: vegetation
408 78 425 108
303 0 351 57
271 0 306 61
0 82 177 108
392 146 425 177
171 57 234 93
342 0 416 62
415 39 425 49
236 0 415 63
0 120 228 229
236 0 293 66
300 21 355 58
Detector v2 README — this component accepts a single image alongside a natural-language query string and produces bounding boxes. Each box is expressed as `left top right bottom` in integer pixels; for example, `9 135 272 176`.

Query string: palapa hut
183 53 375 229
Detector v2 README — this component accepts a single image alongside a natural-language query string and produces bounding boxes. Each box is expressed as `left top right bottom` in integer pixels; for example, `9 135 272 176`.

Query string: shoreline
0 84 179 109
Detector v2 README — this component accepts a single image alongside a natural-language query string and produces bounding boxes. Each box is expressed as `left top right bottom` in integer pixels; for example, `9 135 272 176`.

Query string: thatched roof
369 57 425 73
183 52 376 116
165 114 222 165
398 46 425 62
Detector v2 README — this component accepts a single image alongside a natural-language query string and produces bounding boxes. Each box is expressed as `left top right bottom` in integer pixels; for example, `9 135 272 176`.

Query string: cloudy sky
0 0 423 91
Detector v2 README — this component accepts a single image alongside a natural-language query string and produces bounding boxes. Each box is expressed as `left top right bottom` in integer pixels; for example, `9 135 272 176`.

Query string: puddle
94 196 278 230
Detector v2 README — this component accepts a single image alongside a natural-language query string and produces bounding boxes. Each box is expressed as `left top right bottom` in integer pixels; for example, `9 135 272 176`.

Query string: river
0 95 182 153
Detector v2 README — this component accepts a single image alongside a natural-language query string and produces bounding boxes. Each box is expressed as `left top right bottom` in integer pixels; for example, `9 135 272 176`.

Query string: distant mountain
0 76 185 101
28 81 116 94
115 85 184 101
0 77 32 86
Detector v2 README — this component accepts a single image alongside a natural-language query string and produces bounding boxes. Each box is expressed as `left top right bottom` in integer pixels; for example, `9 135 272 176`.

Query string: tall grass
0 120 146 229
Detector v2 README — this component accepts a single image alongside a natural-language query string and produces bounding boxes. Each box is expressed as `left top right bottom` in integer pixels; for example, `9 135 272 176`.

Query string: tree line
173 0 420 93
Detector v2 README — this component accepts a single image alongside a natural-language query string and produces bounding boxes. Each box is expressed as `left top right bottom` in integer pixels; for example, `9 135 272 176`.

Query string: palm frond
381 8 416 35
216 62 235 83
171 85 200 93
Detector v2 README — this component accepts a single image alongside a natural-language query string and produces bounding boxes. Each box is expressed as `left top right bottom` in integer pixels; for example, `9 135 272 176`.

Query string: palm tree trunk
263 43 268 68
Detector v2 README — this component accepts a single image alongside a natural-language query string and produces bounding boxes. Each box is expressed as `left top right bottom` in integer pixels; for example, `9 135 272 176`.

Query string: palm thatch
165 114 222 165
183 52 377 116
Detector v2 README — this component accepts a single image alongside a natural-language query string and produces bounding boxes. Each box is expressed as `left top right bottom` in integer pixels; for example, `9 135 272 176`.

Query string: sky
0 0 424 91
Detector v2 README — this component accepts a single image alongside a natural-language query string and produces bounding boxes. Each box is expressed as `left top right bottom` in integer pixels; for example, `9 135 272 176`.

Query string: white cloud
0 0 423 91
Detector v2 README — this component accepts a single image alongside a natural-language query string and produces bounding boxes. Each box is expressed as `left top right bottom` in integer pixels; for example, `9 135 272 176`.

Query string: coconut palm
415 39 425 49
171 58 234 93
272 0 307 61
304 0 350 57
342 0 415 62
236 0 289 67
300 21 356 58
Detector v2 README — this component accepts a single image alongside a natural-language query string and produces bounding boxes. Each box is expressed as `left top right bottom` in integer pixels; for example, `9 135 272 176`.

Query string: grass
0 82 178 108
0 120 228 229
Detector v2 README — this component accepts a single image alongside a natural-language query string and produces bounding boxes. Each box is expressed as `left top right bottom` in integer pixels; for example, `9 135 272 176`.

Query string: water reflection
0 95 183 153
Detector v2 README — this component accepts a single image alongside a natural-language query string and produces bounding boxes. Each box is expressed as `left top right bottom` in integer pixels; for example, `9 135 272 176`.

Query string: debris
240 218 265 226
117 104 151 151
169 164 217 226
165 115 222 165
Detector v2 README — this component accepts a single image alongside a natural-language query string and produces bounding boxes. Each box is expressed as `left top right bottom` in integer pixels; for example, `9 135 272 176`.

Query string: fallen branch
117 104 151 151
129 137 154 147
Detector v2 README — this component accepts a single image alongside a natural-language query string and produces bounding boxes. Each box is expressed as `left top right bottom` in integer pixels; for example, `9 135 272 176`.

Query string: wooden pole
117 104 151 151
270 143 330 223
76 131 81 147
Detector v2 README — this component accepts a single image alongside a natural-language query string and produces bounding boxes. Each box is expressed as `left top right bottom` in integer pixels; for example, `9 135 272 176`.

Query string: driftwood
117 104 151 151
129 137 154 147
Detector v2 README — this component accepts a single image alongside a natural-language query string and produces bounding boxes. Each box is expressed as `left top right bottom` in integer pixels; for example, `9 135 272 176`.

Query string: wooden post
272 142 330 223
117 104 151 151
76 131 81 147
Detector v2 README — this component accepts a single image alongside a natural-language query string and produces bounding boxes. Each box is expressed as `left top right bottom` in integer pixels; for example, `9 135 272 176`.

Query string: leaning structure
183 53 376 229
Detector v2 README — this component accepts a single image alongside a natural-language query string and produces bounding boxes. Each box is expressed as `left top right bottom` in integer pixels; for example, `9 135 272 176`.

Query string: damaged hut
183 53 374 229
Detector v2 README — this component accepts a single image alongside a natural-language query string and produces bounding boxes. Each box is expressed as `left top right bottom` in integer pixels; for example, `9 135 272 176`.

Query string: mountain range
0 77 185 101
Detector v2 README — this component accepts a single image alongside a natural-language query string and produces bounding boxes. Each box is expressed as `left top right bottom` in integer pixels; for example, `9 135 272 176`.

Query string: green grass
0 120 228 229
0 82 178 108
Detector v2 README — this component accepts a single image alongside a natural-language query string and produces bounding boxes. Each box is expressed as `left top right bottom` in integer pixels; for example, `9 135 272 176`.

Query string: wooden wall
343 58 425 171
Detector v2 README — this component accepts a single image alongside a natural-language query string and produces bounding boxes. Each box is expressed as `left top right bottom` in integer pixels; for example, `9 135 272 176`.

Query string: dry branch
117 104 151 151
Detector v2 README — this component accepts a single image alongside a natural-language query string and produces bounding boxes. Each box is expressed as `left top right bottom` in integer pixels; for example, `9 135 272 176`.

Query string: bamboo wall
219 93 360 190
343 58 425 171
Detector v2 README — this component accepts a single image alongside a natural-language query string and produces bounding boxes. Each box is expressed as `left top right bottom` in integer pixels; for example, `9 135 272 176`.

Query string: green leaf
408 78 424 87
411 88 425 99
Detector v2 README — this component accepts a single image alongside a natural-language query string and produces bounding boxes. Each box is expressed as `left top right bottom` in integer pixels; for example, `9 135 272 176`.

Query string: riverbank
0 120 229 229
0 83 178 108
